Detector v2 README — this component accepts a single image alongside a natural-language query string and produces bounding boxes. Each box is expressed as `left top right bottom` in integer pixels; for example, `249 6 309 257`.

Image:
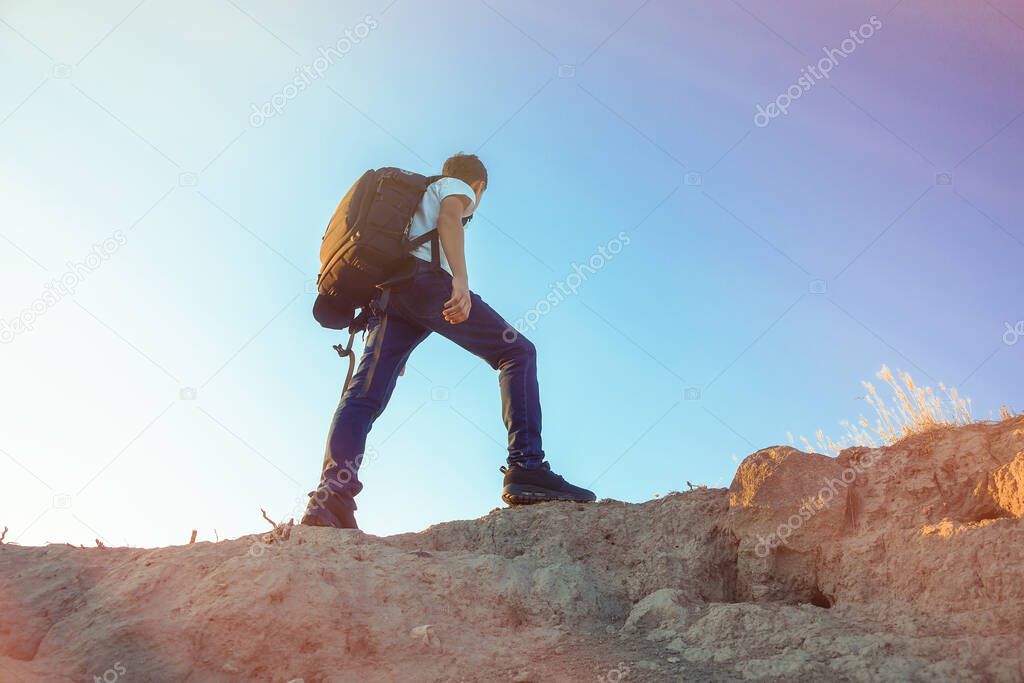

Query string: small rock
646 627 677 642
605 624 616 634
711 646 734 663
637 660 660 671
666 656 680 664
511 670 533 683
665 637 687 652
410 624 442 651
624 588 690 631
222 663 240 673
286 679 304 683
554 645 566 655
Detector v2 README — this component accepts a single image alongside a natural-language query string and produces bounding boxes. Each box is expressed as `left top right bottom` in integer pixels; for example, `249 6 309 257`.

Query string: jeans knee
337 395 381 423
517 336 536 360
498 334 535 369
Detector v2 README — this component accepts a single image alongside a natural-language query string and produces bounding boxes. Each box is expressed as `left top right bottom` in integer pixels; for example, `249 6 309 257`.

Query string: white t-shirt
408 177 475 274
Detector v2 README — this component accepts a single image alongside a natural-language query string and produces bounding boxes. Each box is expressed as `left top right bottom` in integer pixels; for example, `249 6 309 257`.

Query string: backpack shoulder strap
430 232 441 269
406 230 442 269
407 175 445 254
408 174 469 267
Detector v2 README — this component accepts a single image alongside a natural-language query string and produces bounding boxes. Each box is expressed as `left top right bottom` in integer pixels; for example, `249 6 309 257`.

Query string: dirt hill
2 417 1023 682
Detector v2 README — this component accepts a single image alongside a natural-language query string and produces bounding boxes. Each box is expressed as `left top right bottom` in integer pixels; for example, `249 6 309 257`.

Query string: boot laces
500 461 555 476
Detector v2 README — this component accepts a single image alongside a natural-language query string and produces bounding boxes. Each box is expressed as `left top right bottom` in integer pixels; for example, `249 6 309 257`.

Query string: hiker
302 153 596 529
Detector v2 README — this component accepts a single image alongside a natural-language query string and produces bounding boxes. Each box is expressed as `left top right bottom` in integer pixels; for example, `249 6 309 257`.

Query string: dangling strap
332 331 357 393
331 287 393 393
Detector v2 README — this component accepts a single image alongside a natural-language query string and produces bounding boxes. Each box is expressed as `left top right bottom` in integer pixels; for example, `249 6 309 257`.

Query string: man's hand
443 276 472 324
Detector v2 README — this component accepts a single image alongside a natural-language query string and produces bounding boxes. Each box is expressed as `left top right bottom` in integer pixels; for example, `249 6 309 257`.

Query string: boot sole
501 484 596 506
300 510 359 530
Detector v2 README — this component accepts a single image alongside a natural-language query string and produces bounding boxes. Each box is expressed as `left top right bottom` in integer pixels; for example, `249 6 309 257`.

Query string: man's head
442 153 487 210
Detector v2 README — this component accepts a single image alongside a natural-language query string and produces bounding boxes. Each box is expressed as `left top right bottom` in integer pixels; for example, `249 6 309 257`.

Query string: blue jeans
314 260 543 509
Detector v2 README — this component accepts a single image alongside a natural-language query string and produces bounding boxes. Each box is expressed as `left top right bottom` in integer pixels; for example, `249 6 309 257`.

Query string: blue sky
1 0 1022 546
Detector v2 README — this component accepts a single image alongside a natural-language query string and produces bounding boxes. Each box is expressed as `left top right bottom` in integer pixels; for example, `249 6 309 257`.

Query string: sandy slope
2 417 1023 682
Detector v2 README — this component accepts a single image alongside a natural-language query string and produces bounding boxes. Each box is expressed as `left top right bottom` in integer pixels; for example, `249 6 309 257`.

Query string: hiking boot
500 462 597 505
299 490 358 529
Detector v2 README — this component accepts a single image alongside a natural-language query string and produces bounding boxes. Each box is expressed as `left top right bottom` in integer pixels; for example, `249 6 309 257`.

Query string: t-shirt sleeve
433 178 476 216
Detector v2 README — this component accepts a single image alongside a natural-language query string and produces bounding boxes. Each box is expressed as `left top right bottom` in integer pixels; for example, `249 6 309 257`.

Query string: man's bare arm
437 195 472 324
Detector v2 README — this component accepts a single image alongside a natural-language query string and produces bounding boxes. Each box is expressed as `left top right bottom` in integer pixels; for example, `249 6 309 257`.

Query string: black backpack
314 167 444 330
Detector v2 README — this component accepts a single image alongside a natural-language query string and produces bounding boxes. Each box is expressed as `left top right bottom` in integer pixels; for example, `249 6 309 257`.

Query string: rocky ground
2 416 1022 682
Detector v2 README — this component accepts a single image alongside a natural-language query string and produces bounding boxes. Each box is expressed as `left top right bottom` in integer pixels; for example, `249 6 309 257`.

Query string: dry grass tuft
998 405 1020 420
797 365 975 455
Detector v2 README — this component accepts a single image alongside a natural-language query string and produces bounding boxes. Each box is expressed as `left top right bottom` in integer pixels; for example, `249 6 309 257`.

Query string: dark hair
442 153 488 188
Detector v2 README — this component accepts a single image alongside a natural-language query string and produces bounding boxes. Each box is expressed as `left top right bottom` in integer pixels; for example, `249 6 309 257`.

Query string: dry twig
0 526 7 544
258 508 294 546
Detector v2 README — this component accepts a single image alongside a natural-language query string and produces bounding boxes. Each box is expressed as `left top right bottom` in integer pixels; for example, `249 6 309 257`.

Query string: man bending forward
302 153 596 529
